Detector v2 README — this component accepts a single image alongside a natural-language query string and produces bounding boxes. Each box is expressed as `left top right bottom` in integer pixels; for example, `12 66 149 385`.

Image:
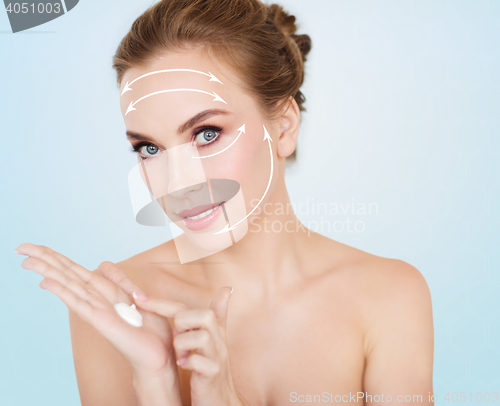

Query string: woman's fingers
173 328 218 362
21 256 102 305
38 277 99 322
174 309 224 343
172 288 233 366
16 243 84 283
38 278 134 348
17 243 136 306
178 353 220 377
209 286 232 332
49 250 95 283
132 293 189 319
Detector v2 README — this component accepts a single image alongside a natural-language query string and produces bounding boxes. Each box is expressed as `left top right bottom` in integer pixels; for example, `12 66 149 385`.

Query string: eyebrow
126 108 231 142
178 109 230 134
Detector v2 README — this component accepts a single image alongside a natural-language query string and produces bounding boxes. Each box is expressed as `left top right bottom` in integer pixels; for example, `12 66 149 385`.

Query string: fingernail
132 291 148 301
176 357 187 366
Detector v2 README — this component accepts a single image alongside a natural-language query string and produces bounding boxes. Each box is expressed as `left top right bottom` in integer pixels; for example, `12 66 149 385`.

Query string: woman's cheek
220 136 269 196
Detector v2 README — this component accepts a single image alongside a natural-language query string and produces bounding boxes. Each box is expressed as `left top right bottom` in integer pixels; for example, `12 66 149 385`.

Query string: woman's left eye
194 128 220 146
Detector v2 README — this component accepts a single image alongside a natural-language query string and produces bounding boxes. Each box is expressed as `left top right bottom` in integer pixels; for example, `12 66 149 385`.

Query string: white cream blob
114 302 143 327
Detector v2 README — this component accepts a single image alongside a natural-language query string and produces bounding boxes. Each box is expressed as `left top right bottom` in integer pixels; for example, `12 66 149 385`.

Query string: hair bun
292 33 312 62
267 3 297 36
267 4 312 62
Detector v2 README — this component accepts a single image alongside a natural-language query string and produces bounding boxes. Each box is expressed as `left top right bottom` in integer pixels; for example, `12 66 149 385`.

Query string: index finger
15 243 91 283
132 294 190 319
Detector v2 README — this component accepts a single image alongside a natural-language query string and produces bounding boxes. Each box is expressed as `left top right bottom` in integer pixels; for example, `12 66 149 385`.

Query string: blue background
1 0 499 404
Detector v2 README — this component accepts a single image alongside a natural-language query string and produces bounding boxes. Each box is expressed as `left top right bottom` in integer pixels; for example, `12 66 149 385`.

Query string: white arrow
215 125 273 234
193 124 245 159
121 69 222 95
125 88 226 115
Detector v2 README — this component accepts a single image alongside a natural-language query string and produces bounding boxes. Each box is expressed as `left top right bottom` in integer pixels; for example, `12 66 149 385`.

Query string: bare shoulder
350 250 431 307
357 252 434 342
315 234 430 303
308 234 434 375
358 253 432 318
311 240 435 395
309 234 432 329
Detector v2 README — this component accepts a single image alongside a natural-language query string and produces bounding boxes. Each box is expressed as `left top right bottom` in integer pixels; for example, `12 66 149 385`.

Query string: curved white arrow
193 124 245 159
215 125 273 234
121 69 222 95
125 89 226 115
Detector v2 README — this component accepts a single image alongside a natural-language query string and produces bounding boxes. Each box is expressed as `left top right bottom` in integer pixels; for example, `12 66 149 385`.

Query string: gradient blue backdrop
1 0 500 404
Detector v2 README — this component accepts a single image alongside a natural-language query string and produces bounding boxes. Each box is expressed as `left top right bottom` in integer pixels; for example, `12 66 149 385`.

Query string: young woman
16 0 434 405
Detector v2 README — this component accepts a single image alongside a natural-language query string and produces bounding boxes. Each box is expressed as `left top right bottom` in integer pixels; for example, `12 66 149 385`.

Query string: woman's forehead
121 48 244 93
119 50 257 131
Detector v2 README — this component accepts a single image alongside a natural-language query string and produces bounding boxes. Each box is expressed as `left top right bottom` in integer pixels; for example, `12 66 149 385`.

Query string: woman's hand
15 243 187 386
132 286 251 406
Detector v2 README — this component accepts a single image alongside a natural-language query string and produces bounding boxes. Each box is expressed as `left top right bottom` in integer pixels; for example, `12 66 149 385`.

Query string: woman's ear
277 96 300 159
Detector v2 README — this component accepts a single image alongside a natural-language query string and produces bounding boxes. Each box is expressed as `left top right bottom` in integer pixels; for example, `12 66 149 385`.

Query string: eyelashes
193 126 221 146
130 124 223 160
130 142 159 160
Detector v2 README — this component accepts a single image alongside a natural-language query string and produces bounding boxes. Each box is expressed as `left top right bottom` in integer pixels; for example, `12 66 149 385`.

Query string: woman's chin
189 233 234 253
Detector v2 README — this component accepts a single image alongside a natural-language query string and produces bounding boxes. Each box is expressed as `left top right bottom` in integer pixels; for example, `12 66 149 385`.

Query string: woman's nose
167 142 207 196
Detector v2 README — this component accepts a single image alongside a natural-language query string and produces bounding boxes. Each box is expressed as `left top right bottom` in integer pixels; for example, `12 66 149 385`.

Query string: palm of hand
16 243 176 374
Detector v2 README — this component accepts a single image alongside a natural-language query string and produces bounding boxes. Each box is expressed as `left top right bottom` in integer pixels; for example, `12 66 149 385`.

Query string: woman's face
120 47 277 258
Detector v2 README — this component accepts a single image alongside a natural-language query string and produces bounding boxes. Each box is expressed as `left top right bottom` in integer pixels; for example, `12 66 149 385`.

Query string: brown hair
112 0 312 160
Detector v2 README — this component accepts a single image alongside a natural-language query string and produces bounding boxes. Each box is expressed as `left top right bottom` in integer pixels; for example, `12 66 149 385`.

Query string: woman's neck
196 179 314 301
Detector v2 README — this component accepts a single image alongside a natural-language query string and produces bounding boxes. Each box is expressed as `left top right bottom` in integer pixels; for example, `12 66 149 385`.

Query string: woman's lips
178 202 224 231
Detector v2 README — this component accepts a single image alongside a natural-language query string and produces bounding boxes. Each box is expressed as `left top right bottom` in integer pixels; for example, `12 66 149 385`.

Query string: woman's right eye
138 144 159 158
